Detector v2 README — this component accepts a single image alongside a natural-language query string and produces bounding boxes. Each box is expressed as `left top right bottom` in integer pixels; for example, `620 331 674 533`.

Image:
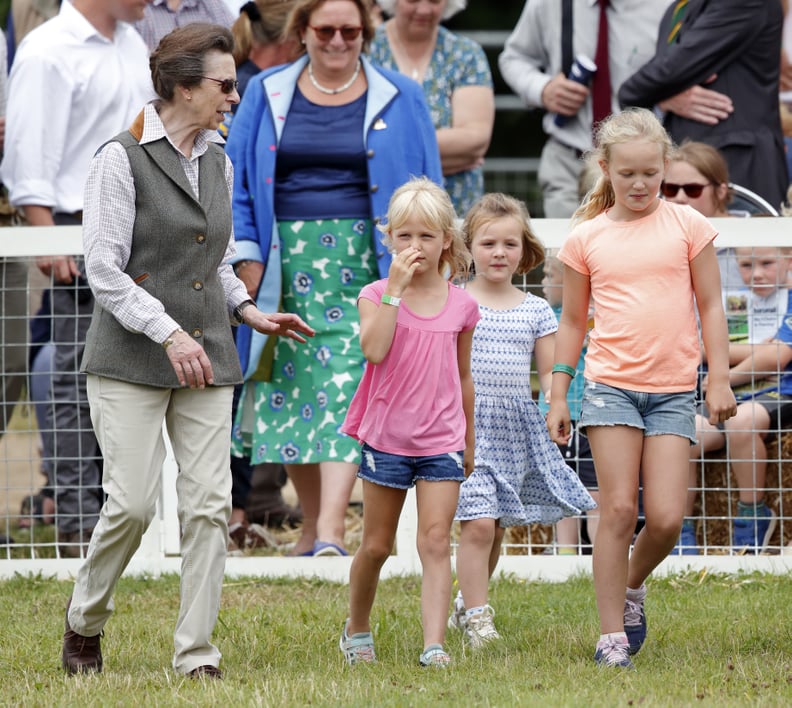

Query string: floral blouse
369 25 493 216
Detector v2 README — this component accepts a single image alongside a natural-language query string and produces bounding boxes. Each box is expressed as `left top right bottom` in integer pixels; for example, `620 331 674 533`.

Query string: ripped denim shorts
578 379 697 444
357 443 466 489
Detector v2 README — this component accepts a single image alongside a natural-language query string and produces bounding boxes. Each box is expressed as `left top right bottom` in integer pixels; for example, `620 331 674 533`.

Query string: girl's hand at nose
387 246 422 294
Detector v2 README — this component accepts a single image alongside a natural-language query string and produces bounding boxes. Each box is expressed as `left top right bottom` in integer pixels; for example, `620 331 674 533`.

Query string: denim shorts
357 443 466 490
578 379 697 444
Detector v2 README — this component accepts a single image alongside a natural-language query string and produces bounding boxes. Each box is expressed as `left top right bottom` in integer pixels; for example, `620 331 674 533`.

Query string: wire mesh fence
1 218 791 578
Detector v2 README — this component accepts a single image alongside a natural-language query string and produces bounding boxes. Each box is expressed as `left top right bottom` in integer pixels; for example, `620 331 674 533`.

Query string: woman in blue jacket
225 0 442 557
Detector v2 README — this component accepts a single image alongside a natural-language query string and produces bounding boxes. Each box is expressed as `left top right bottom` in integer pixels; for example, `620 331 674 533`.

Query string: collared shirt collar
140 101 224 159
60 0 113 43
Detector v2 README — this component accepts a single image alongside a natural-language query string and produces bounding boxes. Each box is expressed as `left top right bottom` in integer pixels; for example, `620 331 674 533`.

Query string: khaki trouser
69 376 233 674
538 137 586 218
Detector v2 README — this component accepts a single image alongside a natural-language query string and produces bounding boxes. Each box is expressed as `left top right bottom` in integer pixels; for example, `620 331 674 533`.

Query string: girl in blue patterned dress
449 193 596 648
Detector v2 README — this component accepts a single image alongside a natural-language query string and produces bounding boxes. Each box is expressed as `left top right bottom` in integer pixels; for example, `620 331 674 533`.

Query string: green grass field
1 570 790 706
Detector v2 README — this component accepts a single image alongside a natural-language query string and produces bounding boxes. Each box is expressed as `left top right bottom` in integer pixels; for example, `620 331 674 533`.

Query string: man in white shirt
0 0 155 558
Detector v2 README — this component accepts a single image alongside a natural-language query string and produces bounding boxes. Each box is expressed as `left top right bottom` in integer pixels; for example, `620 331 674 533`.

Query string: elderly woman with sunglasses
369 0 493 216
63 24 314 678
225 0 441 558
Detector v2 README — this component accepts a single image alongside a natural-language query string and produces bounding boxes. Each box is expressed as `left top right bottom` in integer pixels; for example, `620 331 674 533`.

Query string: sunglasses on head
660 182 712 199
200 76 239 94
308 25 363 41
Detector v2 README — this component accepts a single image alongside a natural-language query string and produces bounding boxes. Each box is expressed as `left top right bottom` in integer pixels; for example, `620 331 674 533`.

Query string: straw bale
506 431 792 554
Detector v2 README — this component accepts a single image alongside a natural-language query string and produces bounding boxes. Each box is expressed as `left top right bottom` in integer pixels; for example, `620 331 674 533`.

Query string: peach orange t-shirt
559 200 716 393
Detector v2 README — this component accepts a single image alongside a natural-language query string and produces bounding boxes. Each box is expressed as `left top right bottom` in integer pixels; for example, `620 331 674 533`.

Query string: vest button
370 184 378 193
195 234 206 243
191 328 203 338
366 149 374 158
192 280 203 290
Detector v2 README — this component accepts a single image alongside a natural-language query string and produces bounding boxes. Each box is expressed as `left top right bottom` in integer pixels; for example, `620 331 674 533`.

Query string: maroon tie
591 0 611 130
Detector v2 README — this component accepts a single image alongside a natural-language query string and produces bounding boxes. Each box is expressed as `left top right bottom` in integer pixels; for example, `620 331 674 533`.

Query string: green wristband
552 363 577 378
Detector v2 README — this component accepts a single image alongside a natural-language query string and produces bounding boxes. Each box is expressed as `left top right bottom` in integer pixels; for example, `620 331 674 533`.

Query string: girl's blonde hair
462 192 545 275
573 107 673 223
379 177 470 279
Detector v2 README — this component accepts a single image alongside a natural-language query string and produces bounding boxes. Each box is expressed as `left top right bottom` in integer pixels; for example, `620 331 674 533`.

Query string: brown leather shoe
62 600 102 675
188 665 223 679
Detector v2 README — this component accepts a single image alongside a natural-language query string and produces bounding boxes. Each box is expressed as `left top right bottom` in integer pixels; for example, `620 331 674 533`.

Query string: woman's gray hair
377 0 467 21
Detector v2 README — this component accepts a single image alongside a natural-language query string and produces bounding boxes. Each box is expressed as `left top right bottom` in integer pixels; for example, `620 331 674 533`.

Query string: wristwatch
233 299 255 325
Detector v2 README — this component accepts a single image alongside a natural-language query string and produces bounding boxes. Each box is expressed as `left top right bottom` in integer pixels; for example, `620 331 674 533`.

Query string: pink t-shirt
342 279 480 456
559 200 716 393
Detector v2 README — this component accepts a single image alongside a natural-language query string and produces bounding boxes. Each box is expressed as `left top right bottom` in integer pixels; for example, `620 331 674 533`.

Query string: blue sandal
313 540 349 557
419 644 451 667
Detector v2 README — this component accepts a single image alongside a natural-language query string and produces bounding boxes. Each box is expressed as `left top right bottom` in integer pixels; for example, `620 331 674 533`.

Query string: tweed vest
81 131 243 388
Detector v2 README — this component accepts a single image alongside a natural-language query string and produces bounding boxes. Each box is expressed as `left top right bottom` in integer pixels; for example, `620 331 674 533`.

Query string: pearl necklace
307 60 361 95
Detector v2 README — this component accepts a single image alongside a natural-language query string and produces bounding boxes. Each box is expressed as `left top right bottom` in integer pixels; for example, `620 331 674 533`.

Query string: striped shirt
134 0 235 52
82 102 249 345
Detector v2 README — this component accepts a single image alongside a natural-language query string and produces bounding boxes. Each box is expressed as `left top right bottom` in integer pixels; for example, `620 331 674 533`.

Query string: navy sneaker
732 503 777 554
594 637 634 669
624 585 647 655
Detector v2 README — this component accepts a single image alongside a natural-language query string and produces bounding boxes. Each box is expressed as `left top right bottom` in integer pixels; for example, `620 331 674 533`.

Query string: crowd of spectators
1 0 791 562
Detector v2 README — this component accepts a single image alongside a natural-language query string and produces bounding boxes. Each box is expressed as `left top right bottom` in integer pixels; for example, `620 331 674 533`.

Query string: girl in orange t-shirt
546 108 737 670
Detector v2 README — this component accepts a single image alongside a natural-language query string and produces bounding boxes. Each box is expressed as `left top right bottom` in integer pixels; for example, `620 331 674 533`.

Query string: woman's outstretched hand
245 310 315 343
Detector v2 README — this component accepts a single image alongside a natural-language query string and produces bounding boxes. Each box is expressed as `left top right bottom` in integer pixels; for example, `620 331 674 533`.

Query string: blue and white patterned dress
455 294 596 526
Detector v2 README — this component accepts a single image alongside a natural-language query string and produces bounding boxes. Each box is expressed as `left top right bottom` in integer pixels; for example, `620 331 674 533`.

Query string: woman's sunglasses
308 25 363 42
201 76 239 94
660 182 713 199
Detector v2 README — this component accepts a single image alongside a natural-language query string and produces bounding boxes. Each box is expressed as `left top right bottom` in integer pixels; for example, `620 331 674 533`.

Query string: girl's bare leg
586 426 643 634
347 480 406 634
629 434 690 587
415 479 460 648
456 517 497 609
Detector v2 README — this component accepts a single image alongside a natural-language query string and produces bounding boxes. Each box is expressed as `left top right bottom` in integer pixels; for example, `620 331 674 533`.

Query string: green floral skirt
233 218 377 464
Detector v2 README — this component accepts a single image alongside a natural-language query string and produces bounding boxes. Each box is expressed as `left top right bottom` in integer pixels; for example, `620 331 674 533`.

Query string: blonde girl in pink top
340 177 479 668
546 108 737 670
